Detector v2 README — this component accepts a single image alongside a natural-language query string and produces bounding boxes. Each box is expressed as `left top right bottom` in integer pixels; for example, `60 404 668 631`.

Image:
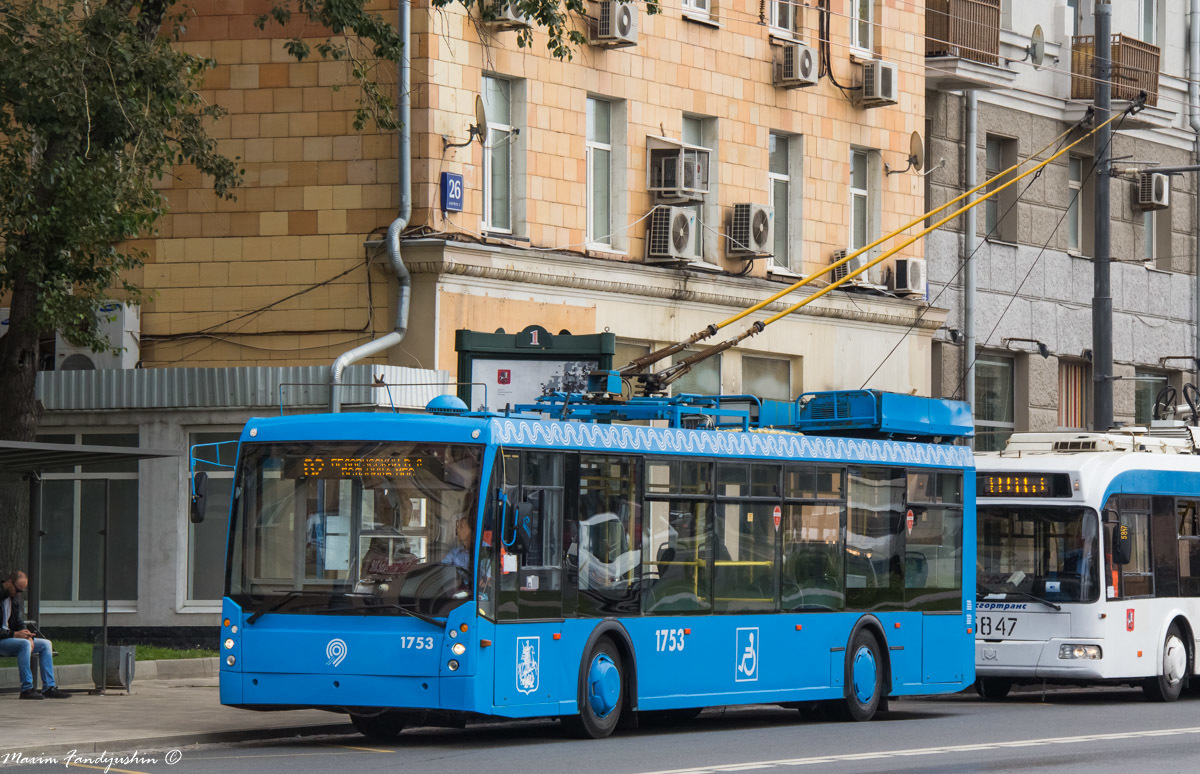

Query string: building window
1141 0 1157 44
587 97 613 247
1058 361 1089 429
483 75 517 233
1134 370 1170 425
770 0 795 34
999 0 1012 29
1066 154 1094 256
683 115 717 263
36 431 140 606
769 133 802 272
742 355 792 401
850 0 873 52
849 148 880 256
682 0 710 18
188 431 239 602
1066 0 1079 37
984 136 1017 242
673 351 721 396
1143 210 1157 262
975 356 1015 452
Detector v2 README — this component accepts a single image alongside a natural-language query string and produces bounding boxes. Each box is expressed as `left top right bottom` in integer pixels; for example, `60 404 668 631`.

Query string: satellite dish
909 131 925 173
474 94 489 142
1026 25 1045 68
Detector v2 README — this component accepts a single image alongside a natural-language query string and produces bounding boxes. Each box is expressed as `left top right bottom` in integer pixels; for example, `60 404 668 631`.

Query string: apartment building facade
24 0 947 638
926 0 1200 449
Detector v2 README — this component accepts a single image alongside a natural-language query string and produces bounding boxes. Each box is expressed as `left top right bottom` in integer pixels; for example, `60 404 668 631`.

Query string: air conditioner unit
593 0 637 46
857 59 898 108
830 249 870 284
485 0 533 29
646 206 697 262
890 257 927 296
54 302 141 371
1135 172 1170 211
774 41 818 88
728 203 774 256
647 136 710 202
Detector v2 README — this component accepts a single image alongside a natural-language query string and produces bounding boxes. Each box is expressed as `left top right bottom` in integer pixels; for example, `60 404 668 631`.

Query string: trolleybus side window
1151 496 1179 598
574 455 642 616
1177 499 1200 596
642 459 713 615
904 470 964 611
846 467 905 611
714 463 780 613
781 465 845 612
1109 496 1153 599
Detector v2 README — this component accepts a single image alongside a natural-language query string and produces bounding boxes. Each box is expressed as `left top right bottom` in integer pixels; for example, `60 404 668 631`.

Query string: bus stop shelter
0 439 179 691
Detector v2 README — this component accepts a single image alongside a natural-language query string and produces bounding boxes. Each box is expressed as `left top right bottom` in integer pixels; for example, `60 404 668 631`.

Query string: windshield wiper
976 583 1061 611
246 590 305 624
308 603 448 628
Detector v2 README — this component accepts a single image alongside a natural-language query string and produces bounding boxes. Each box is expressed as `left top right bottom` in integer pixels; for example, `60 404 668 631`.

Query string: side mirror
190 472 209 524
1112 521 1132 565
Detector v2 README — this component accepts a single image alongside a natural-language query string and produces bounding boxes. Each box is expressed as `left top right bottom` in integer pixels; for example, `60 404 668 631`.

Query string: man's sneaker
41 687 71 699
19 689 44 700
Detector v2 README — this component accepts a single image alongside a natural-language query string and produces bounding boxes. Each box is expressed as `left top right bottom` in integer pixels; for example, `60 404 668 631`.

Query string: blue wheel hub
852 645 877 705
587 653 620 718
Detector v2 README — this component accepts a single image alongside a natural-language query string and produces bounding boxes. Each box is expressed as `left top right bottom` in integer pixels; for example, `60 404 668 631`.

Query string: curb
0 657 219 693
0 722 356 757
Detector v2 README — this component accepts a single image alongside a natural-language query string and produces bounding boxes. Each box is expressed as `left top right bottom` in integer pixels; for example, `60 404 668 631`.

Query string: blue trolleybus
195 389 975 739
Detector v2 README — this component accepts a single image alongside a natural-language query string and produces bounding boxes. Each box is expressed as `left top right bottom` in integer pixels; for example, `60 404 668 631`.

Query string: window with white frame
1134 369 1170 425
1143 210 1157 263
587 97 613 247
1066 0 1080 37
849 148 874 252
999 0 1012 29
683 115 717 262
770 0 796 34
742 355 792 401
850 0 873 52
1141 0 1157 45
682 0 710 18
984 135 1018 242
769 133 791 270
188 431 239 602
36 431 140 605
483 75 515 233
975 356 1015 452
1068 155 1083 253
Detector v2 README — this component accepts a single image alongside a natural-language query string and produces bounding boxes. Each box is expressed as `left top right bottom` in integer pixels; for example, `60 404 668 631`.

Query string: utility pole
1093 0 1114 430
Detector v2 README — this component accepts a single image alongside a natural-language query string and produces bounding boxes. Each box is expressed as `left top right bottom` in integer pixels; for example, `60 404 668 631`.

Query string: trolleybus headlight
226 655 236 666
447 659 460 671
231 625 238 634
452 643 466 656
224 638 235 650
1059 644 1102 660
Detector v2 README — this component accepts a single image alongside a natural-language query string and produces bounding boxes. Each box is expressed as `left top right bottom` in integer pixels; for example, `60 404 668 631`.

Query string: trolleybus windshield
228 441 483 617
977 505 1100 604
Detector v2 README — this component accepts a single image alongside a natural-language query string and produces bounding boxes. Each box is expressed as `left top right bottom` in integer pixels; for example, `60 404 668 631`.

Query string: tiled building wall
143 0 930 368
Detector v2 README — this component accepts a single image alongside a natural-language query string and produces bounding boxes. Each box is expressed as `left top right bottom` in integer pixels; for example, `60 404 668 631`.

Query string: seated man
1 571 70 699
443 516 474 573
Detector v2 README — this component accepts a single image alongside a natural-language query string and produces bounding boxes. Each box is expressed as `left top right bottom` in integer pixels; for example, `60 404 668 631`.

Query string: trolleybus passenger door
494 450 566 709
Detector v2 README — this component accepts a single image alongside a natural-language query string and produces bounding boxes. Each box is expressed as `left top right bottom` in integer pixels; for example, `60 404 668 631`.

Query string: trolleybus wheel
837 628 883 722
349 711 405 740
1144 624 1188 703
974 677 1013 700
563 636 625 739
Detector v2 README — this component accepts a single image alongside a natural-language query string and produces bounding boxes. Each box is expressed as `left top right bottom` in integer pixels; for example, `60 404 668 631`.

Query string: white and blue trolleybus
975 395 1200 701
192 388 975 739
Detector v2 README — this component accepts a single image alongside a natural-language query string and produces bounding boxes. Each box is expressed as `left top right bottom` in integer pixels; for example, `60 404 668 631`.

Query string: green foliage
0 0 241 353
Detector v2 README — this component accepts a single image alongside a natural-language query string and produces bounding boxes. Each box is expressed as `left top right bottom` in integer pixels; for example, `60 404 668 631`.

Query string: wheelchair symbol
735 627 759 682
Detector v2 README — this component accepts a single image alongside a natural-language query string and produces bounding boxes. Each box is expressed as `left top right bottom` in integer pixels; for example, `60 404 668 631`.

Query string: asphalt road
18 687 1200 774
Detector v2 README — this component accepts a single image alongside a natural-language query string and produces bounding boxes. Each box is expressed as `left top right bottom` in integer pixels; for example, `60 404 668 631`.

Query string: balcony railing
1070 34 1160 107
926 0 1001 67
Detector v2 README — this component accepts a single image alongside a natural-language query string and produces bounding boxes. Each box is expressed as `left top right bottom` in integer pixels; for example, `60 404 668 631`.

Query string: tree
0 0 651 571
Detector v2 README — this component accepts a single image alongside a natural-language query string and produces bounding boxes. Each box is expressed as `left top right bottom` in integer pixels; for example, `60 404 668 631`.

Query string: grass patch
46 641 218 666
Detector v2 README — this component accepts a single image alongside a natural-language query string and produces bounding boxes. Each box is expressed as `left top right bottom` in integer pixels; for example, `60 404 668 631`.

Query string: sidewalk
0 670 354 756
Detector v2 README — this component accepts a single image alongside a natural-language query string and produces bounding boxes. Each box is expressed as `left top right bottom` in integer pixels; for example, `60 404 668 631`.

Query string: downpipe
330 0 413 413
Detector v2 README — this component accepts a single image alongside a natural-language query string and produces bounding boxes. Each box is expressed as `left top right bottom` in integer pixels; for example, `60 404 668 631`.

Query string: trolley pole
1093 1 1114 431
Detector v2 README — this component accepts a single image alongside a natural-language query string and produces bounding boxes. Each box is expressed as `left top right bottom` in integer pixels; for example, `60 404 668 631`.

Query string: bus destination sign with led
285 456 427 479
977 473 1071 498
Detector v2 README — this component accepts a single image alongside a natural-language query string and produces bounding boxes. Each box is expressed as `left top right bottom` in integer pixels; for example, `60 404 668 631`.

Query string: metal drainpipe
330 0 413 413
1191 0 1200 389
964 90 978 448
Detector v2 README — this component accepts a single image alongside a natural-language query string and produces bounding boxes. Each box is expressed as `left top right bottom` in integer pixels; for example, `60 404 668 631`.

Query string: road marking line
333 744 393 753
637 726 1200 773
66 764 150 774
